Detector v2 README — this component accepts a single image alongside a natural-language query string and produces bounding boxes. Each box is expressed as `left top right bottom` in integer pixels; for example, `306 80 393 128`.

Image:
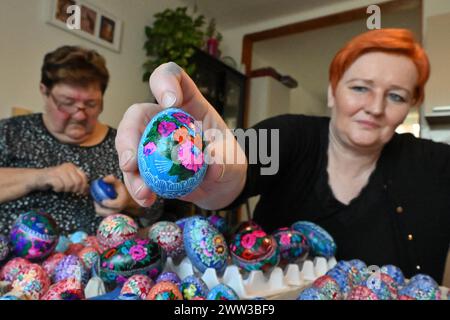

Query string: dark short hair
41 45 109 94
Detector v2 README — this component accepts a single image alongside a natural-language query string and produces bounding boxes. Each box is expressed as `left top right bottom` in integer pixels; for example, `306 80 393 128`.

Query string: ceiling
180 0 344 29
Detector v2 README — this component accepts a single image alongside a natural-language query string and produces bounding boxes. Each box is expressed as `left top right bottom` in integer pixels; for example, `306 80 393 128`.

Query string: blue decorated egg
291 221 336 258
146 281 183 300
137 107 207 198
347 285 379 300
54 255 89 285
183 216 228 273
272 227 310 265
97 238 162 285
148 221 185 261
156 272 181 286
90 178 117 203
207 284 239 300
296 287 326 300
399 275 440 300
312 275 342 300
179 275 209 300
9 211 59 261
326 266 352 294
0 234 9 262
380 264 405 286
230 225 280 272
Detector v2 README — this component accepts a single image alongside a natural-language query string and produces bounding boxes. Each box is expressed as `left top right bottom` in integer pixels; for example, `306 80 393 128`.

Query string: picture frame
47 0 122 53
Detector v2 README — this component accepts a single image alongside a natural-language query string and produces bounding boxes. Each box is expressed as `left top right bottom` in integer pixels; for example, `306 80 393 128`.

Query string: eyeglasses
48 92 102 115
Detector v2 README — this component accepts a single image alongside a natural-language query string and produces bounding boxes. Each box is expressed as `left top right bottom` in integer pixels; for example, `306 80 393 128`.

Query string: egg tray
162 256 338 299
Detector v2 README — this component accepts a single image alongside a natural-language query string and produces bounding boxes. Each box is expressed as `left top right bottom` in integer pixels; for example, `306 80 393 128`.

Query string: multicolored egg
229 225 279 272
77 247 100 271
120 274 154 299
296 287 326 300
380 264 405 286
0 234 9 261
272 227 309 265
9 211 59 261
54 255 88 285
180 275 209 300
0 257 31 282
42 252 66 279
83 236 101 252
65 243 85 256
156 271 181 286
96 214 138 250
148 221 185 261
10 263 50 300
183 216 228 273
291 221 336 258
175 215 202 231
137 107 207 198
98 238 162 285
399 277 441 300
90 178 117 203
347 285 379 300
312 275 342 300
326 266 352 294
364 276 394 300
146 281 183 300
206 284 239 300
41 278 85 300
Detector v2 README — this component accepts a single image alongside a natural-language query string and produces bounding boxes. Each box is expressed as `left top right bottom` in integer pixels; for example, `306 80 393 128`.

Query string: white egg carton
162 256 338 299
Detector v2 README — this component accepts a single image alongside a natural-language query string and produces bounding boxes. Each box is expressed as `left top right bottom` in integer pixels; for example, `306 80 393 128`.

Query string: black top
0 113 163 235
227 114 450 283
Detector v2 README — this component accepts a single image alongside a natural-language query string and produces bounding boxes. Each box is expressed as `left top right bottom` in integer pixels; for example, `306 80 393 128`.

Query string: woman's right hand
37 162 89 195
115 62 248 210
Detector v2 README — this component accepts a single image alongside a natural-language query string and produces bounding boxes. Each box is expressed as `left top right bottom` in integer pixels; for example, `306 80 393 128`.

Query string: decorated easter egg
83 236 101 252
42 252 66 279
175 216 194 230
120 274 154 299
347 260 370 287
90 178 117 203
98 238 162 285
409 274 439 288
148 221 185 261
146 281 183 300
234 220 263 234
296 287 326 300
229 226 280 272
364 276 394 300
380 264 405 286
77 247 100 271
156 272 181 286
326 266 352 294
208 214 229 236
96 214 138 250
291 221 336 258
9 211 59 261
379 273 399 299
272 227 310 265
65 243 85 256
183 216 228 273
10 263 50 300
54 255 88 285
137 107 207 198
0 257 31 282
180 275 209 300
69 231 88 244
41 278 84 300
0 234 9 261
206 284 239 300
312 275 342 300
347 285 379 300
399 277 440 300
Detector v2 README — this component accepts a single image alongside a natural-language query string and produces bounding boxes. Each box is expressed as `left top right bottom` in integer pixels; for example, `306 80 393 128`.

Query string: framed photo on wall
47 0 122 52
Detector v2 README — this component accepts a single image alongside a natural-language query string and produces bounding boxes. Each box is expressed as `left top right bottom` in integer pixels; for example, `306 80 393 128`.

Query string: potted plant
205 18 222 58
142 7 205 81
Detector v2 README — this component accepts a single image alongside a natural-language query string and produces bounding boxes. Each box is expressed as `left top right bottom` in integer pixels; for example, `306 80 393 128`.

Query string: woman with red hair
116 29 449 285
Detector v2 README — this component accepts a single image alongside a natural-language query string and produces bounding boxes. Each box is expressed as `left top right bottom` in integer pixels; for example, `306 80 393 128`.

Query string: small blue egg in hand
90 178 117 203
137 108 207 198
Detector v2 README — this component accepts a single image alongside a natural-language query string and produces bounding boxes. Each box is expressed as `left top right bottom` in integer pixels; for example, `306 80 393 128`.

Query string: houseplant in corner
142 7 205 81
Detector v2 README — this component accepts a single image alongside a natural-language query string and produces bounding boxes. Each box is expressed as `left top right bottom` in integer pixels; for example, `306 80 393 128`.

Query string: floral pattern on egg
291 221 336 258
146 281 183 300
96 214 138 250
148 221 185 261
137 108 207 198
120 274 154 299
272 227 310 265
10 263 50 300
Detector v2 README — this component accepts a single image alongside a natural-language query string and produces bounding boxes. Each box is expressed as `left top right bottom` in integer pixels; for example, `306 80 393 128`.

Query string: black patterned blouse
0 113 163 235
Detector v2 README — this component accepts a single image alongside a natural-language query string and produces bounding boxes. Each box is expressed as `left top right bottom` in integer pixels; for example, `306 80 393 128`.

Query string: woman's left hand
93 175 132 217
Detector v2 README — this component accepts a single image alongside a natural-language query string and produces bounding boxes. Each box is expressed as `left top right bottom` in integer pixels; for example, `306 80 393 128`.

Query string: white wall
0 0 186 127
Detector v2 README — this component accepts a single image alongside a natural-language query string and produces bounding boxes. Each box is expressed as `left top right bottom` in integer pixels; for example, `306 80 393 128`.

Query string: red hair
329 29 430 105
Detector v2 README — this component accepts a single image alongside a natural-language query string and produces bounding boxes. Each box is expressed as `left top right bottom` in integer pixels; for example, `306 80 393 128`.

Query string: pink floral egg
148 221 185 262
120 274 154 299
272 227 310 265
41 277 84 300
0 257 31 282
137 107 207 198
10 263 50 300
42 252 66 279
230 225 280 272
77 247 100 271
96 214 138 250
83 236 101 252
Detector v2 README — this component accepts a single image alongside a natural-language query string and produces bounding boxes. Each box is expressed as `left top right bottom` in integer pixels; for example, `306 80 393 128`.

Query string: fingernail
162 91 176 108
120 150 133 167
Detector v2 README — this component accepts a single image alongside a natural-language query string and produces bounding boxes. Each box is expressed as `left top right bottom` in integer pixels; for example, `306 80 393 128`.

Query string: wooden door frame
240 0 422 127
